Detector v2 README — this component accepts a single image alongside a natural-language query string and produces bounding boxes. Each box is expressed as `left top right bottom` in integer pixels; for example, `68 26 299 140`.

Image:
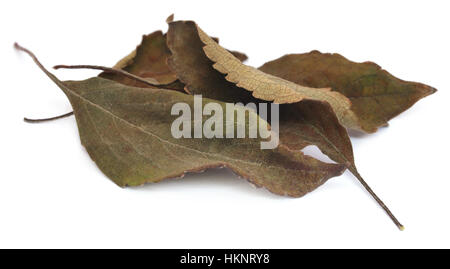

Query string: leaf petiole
24 112 74 123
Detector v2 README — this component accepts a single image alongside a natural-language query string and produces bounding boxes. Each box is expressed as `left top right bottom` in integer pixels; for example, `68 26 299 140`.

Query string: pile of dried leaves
16 16 436 230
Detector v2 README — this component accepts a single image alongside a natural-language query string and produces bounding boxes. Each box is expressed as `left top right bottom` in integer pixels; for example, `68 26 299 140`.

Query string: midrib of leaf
306 121 352 166
347 91 420 99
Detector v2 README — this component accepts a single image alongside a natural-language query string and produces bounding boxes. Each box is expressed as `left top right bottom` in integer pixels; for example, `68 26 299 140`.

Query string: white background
1 0 449 248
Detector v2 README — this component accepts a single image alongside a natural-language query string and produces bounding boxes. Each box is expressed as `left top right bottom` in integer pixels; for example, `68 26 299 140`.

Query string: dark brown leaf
99 30 182 89
167 21 255 103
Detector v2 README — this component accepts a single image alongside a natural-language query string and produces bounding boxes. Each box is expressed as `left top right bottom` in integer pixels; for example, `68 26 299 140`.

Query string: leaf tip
415 83 437 97
23 117 33 123
166 14 174 23
14 42 22 51
430 86 438 95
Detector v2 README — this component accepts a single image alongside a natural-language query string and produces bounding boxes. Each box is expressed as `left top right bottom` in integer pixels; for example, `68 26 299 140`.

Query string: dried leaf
226 49 248 62
99 30 181 89
17 44 346 197
259 51 437 132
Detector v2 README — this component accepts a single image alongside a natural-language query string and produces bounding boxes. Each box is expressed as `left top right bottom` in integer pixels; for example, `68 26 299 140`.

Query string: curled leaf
225 49 248 62
192 24 365 132
259 51 437 132
100 28 247 90
167 21 255 103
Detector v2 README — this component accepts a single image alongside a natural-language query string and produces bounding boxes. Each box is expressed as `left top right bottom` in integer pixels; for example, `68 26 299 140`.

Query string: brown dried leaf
17 44 346 197
226 49 248 62
99 30 181 89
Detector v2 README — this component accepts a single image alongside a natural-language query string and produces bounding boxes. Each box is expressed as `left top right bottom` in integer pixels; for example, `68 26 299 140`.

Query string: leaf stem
53 64 166 87
349 166 404 230
24 112 73 123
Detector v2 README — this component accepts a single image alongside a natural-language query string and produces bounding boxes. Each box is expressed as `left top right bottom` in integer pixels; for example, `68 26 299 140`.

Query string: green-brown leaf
19 45 346 197
259 51 437 133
